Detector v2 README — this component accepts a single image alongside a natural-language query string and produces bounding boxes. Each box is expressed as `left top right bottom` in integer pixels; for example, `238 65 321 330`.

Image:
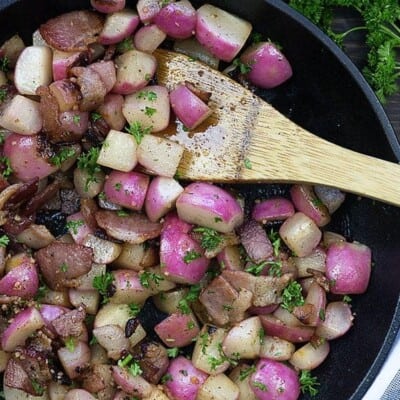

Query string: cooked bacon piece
52 306 86 338
36 241 93 290
95 210 162 244
4 358 35 395
39 11 104 52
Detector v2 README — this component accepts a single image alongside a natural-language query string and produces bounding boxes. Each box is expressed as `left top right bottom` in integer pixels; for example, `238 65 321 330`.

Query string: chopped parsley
117 210 129 217
0 234 9 247
114 182 122 191
251 32 263 44
91 112 102 121
268 229 281 257
183 250 202 264
233 58 252 74
77 147 102 191
245 260 268 276
281 281 305 312
199 332 209 354
167 347 179 358
244 158 252 169
239 365 257 381
118 354 142 376
187 321 195 330
267 261 282 277
258 327 265 344
137 91 158 101
60 263 68 273
125 121 152 144
116 37 134 53
73 114 81 124
64 336 76 352
299 370 320 396
144 106 157 117
0 89 7 102
161 373 173 383
252 380 268 391
178 284 201 314
193 227 223 251
319 308 326 321
31 379 44 396
0 156 12 177
0 56 9 73
129 303 141 317
92 272 114 303
139 271 164 288
343 295 352 303
65 219 84 235
50 147 76 167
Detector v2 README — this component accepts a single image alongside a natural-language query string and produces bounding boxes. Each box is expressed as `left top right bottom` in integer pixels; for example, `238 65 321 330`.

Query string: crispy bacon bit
39 11 104 52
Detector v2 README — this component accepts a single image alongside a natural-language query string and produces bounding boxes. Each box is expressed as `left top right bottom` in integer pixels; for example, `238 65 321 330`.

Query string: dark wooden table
333 12 400 142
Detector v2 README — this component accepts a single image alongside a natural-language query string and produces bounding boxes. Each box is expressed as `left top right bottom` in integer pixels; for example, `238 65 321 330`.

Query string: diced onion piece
197 374 239 400
14 45 53 95
289 340 330 370
97 129 138 172
137 134 184 178
196 4 252 62
279 212 322 257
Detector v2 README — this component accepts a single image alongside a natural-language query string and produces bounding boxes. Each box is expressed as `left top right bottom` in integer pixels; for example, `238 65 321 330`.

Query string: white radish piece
99 9 140 45
123 85 170 132
169 84 212 130
68 289 100 315
82 234 122 264
97 129 138 172
73 167 105 199
58 341 91 379
222 316 262 360
97 93 126 131
196 4 252 62
240 41 293 89
1 307 44 352
137 134 184 178
0 34 25 67
325 241 371 294
197 374 240 400
136 0 160 24
289 340 330 370
176 182 244 233
65 389 97 400
259 336 296 361
316 301 354 340
91 0 126 14
279 212 322 257
92 324 129 360
314 185 346 214
217 245 244 271
3 385 49 400
111 366 153 397
48 382 69 400
154 0 197 39
113 49 157 95
293 246 326 278
134 24 166 53
145 176 184 222
16 224 54 249
94 303 132 330
0 95 42 135
229 364 257 400
14 46 53 95
113 242 147 271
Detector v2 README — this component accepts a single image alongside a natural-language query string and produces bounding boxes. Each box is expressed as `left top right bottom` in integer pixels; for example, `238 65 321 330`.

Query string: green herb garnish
66 219 84 235
281 281 305 312
92 272 114 303
0 234 9 247
299 370 320 396
125 121 152 144
50 147 76 167
139 271 164 288
193 227 222 251
183 250 202 264
239 365 257 381
178 284 201 314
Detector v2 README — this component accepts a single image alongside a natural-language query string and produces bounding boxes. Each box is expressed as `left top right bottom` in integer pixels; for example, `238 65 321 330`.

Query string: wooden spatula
154 49 400 206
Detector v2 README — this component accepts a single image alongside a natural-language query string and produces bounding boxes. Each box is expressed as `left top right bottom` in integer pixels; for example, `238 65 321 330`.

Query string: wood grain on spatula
155 49 400 206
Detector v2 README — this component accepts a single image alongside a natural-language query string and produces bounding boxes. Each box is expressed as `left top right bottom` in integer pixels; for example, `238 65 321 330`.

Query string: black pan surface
0 1 399 399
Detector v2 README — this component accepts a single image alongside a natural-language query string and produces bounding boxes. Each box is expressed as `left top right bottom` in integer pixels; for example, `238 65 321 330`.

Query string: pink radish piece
2 307 44 352
104 170 149 211
250 358 300 400
52 50 83 81
154 0 197 39
240 41 293 89
99 9 140 45
326 241 371 294
112 365 153 397
39 304 68 333
169 84 212 129
145 176 184 222
134 24 166 53
164 356 208 400
110 269 152 304
176 182 244 233
97 93 126 131
91 0 126 14
59 111 89 138
137 0 160 23
89 60 117 93
196 4 252 62
252 197 295 223
4 133 58 182
66 212 94 245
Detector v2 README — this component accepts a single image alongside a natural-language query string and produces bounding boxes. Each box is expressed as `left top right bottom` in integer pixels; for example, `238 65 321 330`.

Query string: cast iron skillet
0 1 399 399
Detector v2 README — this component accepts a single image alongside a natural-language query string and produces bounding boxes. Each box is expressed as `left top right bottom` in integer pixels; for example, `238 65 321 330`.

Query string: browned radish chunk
240 41 293 89
97 93 126 130
196 4 252 62
58 341 91 379
99 9 140 45
217 245 244 271
91 0 126 14
197 374 239 400
314 185 346 214
111 365 153 397
113 49 157 95
289 340 330 370
137 0 161 24
93 324 129 359
259 336 296 361
49 79 81 112
0 34 25 67
134 24 167 53
89 60 117 92
52 50 85 81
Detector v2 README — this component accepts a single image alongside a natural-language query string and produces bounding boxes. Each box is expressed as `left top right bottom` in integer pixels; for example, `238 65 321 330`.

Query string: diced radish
103 170 149 210
164 356 208 400
145 176 184 222
217 245 244 271
97 93 126 131
169 84 212 130
197 374 239 400
279 212 322 257
259 336 296 361
113 49 157 95
97 129 138 172
176 182 244 233
66 212 94 244
293 246 326 278
58 341 91 379
0 257 38 299
1 307 44 352
300 281 327 326
240 41 293 89
136 0 160 24
0 34 25 67
134 24 166 53
229 364 257 400
154 0 196 39
0 95 42 135
290 184 331 227
223 316 262 359
250 359 300 400
14 45 53 95
93 324 129 359
196 4 252 62
4 133 58 182
52 50 84 81
89 60 117 93
65 389 97 400
73 167 105 199
289 340 330 370
94 303 131 330
82 234 122 264
160 212 209 284
252 197 295 223
316 301 354 340
49 79 82 112
123 85 170 133
137 134 184 178
91 0 126 14
314 185 346 214
59 111 89 138
112 366 153 397
69 289 100 315
325 241 371 294
99 9 140 45
155 311 199 347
